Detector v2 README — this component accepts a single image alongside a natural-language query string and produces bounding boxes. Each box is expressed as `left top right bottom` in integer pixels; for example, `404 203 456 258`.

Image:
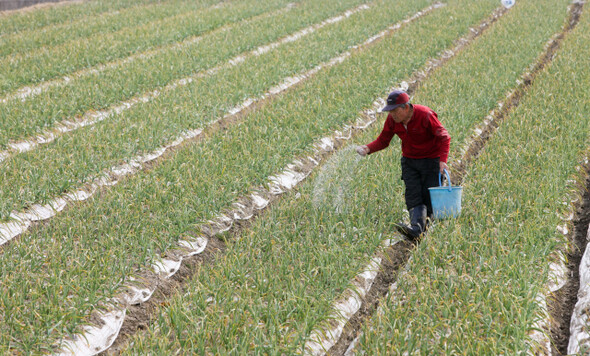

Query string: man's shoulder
412 105 438 127
413 104 436 117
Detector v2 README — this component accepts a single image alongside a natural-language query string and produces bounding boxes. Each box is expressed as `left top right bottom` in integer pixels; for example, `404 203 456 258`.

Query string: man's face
389 105 409 123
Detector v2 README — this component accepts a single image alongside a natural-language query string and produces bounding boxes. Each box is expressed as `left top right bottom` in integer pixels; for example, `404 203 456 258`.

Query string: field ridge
0 0 288 96
0 0 164 36
0 3 325 158
566 157 590 353
95 1 510 353
1 0 586 354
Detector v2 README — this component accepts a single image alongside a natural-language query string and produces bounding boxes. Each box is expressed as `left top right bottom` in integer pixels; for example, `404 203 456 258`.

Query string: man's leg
396 157 427 240
401 157 423 211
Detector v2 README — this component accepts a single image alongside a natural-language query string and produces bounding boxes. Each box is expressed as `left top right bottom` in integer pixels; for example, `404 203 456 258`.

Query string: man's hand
439 161 449 174
356 145 369 156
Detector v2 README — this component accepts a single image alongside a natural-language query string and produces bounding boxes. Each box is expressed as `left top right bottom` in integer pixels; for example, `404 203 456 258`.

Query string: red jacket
366 104 450 162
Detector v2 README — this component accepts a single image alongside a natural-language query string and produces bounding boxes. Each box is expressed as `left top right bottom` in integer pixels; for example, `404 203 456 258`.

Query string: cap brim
380 103 404 112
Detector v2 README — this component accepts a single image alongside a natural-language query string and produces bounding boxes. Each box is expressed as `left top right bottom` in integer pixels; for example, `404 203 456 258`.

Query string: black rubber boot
394 204 427 240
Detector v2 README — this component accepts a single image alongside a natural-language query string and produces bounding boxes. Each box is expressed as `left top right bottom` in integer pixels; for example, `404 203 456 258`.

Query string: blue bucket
428 169 462 219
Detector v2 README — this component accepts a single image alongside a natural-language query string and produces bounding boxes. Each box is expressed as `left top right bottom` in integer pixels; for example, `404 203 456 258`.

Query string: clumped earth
550 166 590 355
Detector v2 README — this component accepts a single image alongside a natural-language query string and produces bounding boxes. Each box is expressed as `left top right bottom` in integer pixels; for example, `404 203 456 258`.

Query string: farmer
356 90 450 240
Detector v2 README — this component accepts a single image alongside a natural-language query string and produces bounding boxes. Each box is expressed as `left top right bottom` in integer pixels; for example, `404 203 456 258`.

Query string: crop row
0 0 223 58
0 2 305 107
303 5 509 353
0 0 162 37
0 0 483 353
0 0 377 224
0 0 295 95
2 0 582 353
52 5 448 354
0 0 362 149
121 0 576 354
355 1 588 355
0 0 296 145
71 0 507 353
0 2 385 254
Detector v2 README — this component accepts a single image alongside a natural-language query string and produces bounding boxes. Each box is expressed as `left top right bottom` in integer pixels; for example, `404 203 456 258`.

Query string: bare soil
103 235 226 355
327 239 415 355
550 166 590 355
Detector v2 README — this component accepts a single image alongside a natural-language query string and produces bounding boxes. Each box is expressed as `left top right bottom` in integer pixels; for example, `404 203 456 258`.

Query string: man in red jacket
356 90 450 240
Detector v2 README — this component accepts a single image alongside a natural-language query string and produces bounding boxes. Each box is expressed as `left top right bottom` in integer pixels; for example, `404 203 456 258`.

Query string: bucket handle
438 168 452 191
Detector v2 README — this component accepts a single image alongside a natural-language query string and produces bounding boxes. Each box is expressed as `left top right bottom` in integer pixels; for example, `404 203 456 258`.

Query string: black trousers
401 156 440 217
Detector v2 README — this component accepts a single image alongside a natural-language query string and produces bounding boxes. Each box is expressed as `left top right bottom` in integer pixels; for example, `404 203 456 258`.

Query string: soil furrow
551 159 590 354
327 2 584 355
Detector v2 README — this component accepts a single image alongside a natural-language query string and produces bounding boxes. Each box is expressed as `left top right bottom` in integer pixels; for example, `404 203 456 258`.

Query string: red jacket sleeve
428 111 451 163
366 113 395 154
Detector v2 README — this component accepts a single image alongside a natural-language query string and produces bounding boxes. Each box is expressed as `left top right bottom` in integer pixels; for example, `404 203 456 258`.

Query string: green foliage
0 0 221 58
359 0 590 354
0 0 483 352
0 0 290 95
0 0 163 36
0 0 296 145
0 0 370 219
1 0 587 353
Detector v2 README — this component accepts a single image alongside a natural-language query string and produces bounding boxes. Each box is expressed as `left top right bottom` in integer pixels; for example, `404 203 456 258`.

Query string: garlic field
0 0 588 354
